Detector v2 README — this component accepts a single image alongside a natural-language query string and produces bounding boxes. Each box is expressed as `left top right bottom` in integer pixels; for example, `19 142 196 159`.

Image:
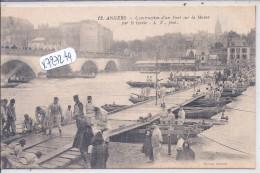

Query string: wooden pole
168 133 171 155
155 47 159 105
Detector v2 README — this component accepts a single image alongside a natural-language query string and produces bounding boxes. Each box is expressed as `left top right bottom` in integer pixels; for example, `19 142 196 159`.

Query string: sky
2 5 255 41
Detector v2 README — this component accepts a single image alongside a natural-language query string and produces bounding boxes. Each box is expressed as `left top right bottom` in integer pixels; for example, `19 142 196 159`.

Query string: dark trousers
3 119 16 134
176 149 182 160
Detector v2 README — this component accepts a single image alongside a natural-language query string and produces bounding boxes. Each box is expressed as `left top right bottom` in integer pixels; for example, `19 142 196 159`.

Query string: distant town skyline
2 5 255 41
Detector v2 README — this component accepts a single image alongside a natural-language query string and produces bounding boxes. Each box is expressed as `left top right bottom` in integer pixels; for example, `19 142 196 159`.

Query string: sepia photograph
0 4 256 169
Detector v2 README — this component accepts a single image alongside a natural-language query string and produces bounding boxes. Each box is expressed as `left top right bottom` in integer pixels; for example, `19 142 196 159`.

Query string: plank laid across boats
126 81 179 88
168 75 201 82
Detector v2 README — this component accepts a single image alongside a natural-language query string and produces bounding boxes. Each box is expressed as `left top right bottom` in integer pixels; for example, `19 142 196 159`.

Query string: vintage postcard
0 4 256 169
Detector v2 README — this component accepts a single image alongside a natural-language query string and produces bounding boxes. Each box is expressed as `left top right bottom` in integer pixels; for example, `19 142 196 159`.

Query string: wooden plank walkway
39 87 205 168
2 86 205 168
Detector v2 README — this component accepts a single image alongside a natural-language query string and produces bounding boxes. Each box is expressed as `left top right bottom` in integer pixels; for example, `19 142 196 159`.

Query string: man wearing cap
85 96 95 122
5 99 16 136
47 97 63 136
35 106 48 134
73 95 84 128
1 139 26 168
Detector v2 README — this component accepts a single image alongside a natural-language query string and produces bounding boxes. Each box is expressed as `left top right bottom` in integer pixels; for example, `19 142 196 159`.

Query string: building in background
61 20 113 52
1 16 34 48
227 38 250 67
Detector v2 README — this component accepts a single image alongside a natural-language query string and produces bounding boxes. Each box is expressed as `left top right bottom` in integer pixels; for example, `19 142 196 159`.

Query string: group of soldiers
1 99 16 138
1 95 111 168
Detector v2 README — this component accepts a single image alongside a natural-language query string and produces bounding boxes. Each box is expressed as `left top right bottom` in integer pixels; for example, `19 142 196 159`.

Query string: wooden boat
1 82 19 88
111 122 205 144
101 104 128 112
221 88 246 97
8 78 29 83
126 81 155 88
173 106 224 119
129 95 152 104
186 97 233 107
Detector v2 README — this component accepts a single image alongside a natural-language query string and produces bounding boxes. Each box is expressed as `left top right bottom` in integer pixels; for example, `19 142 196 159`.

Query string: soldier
47 97 63 136
35 106 48 134
5 99 16 136
1 99 7 137
1 139 26 168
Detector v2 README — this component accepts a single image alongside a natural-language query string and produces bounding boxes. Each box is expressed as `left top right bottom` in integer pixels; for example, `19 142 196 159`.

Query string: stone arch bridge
1 50 130 78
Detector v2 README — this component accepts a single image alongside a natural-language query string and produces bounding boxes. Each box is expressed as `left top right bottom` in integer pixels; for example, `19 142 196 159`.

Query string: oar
131 93 141 97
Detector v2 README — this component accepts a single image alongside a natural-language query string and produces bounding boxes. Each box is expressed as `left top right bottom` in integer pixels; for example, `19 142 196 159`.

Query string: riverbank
68 86 255 168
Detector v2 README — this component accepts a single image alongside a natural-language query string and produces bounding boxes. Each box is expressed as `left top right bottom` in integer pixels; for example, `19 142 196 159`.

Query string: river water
2 71 205 123
1 70 255 165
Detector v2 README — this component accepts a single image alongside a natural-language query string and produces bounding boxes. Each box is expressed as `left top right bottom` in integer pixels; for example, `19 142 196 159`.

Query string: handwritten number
59 55 64 64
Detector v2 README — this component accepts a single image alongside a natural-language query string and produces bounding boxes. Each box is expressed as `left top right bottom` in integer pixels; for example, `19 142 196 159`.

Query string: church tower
215 17 222 35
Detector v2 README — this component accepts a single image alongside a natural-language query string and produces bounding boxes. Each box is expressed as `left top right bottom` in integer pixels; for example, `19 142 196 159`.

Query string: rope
224 107 255 113
198 133 255 156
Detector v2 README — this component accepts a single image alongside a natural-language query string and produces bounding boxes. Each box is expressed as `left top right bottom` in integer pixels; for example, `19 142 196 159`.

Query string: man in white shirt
176 133 185 160
178 105 186 125
86 96 95 123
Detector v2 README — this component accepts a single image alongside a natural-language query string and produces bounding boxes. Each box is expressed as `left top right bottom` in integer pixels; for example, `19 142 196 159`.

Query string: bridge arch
81 60 99 74
46 65 72 78
1 60 36 79
105 60 118 72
